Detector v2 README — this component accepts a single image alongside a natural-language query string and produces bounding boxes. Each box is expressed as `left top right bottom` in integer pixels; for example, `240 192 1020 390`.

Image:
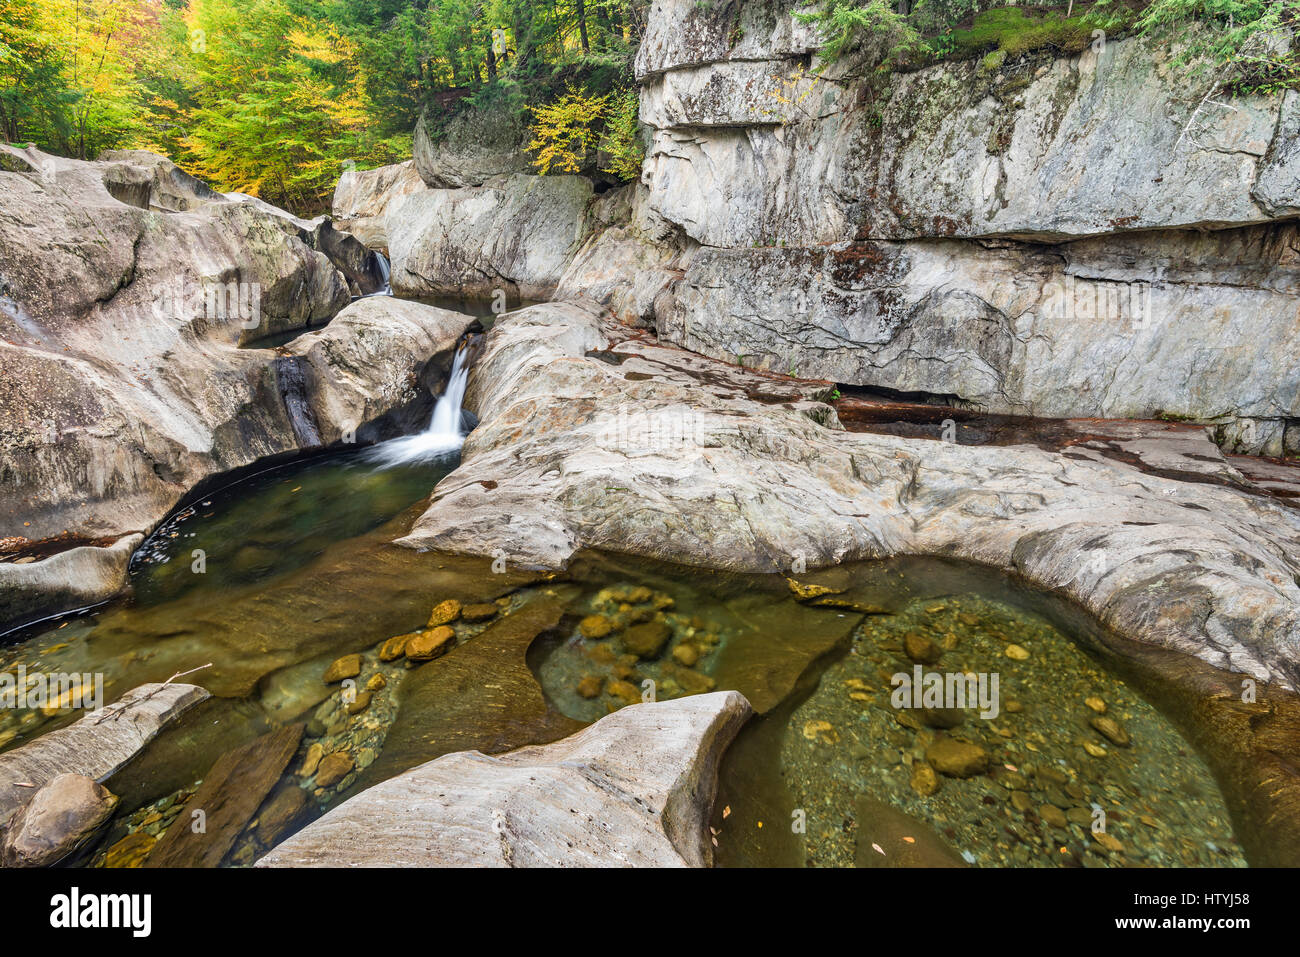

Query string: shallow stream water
0 454 1256 867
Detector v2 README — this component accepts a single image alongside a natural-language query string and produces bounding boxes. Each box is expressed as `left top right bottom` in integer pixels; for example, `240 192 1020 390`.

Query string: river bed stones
314 752 354 789
323 655 362 683
406 626 455 662
427 599 462 627
771 592 1245 868
624 621 673 659
1090 715 1132 747
909 762 940 797
904 633 942 665
379 634 413 661
580 614 616 639
461 603 498 623
925 737 989 778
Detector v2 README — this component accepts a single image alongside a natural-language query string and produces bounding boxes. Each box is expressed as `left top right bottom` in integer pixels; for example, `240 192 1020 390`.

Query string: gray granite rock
257 690 752 867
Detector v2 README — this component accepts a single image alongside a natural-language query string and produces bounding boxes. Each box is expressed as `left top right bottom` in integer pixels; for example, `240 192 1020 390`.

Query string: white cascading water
365 345 470 467
369 251 392 297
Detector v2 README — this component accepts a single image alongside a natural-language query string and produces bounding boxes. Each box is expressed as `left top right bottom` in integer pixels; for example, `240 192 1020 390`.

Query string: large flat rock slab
402 301 1300 692
258 691 752 867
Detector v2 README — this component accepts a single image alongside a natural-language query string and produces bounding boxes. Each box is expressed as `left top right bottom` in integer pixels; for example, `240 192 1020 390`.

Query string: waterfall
368 251 392 297
365 345 471 467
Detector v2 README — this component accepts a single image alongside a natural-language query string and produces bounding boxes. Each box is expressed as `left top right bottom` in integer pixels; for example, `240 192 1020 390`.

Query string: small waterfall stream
370 251 392 297
365 344 472 467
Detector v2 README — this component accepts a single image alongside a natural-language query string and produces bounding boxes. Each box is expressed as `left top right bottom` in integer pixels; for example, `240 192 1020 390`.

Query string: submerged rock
144 722 304 867
925 737 990 778
0 773 118 867
854 797 967 868
257 691 753 867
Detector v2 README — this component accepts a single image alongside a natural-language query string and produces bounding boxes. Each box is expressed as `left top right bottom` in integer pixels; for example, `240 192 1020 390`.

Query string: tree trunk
576 0 590 53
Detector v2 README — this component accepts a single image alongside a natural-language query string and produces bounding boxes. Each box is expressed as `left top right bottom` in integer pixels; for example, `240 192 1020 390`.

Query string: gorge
1 0 1298 873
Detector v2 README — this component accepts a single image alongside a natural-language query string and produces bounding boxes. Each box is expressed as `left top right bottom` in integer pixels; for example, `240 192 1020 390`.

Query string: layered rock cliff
362 0 1300 456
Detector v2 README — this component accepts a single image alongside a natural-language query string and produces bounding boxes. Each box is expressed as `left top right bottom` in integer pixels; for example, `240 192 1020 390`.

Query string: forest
1 0 1296 213
0 0 646 212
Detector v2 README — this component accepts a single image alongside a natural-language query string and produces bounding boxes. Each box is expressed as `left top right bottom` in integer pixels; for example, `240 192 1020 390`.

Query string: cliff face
613 0 1300 455
344 0 1300 455
635 0 1299 245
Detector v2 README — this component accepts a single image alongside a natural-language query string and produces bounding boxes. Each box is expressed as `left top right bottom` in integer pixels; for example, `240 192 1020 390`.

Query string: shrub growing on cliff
526 85 609 174
1124 0 1300 93
526 84 644 181
599 88 644 181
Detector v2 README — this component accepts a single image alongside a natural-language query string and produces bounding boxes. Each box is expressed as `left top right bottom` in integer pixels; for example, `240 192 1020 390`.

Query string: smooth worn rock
387 173 594 300
924 737 990 778
909 761 940 797
258 691 753 867
331 160 426 250
254 783 312 847
623 620 673 660
145 722 304 867
405 626 455 661
379 633 414 662
579 614 615 639
461 603 498 622
854 796 967 867
0 148 474 629
0 773 117 867
0 533 141 632
322 655 361 684
904 633 941 665
284 297 476 447
1090 715 1132 748
0 683 208 826
363 600 583 784
313 752 354 789
0 147 347 546
402 302 1300 691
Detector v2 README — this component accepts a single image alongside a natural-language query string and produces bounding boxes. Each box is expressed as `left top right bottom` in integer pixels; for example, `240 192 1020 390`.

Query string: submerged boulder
257 690 753 867
0 773 118 867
